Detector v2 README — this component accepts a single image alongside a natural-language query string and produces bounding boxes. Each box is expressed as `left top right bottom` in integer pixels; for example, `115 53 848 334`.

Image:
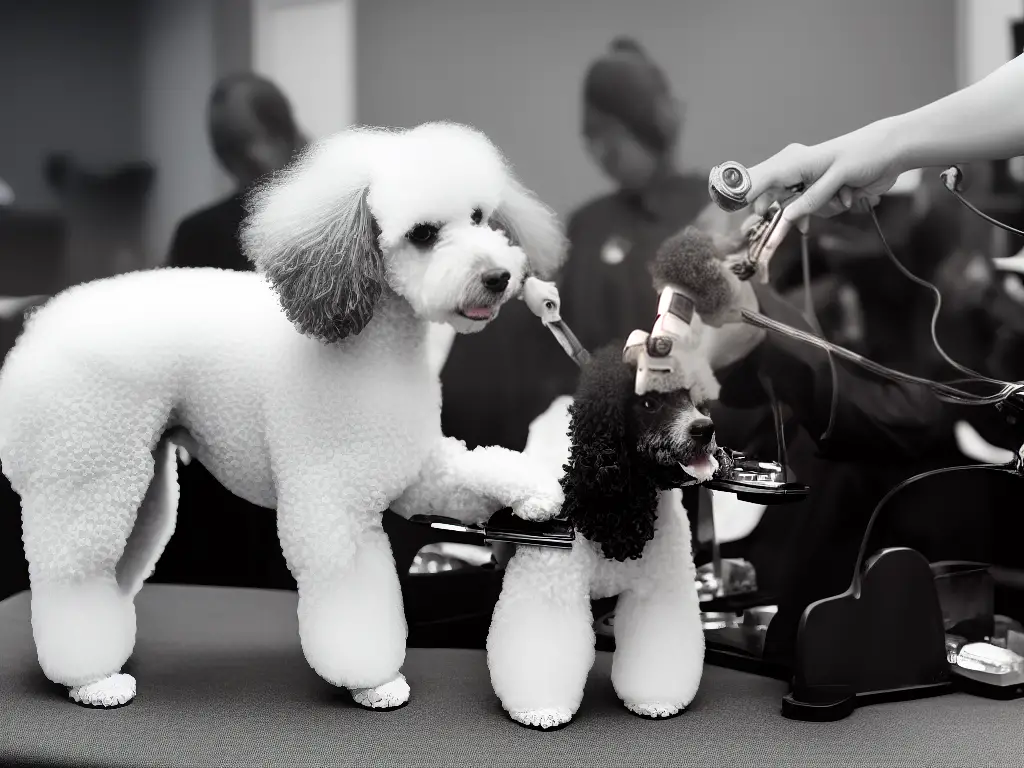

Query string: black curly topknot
560 345 660 562
650 226 733 323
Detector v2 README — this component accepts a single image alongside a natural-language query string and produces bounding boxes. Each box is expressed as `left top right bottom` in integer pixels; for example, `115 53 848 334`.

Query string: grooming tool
704 451 809 503
623 286 699 396
708 160 805 212
708 161 754 212
521 276 590 367
724 201 785 282
708 160 805 283
408 509 575 550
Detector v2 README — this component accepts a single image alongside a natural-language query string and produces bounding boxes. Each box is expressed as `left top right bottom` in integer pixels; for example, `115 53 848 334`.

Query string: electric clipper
407 510 575 550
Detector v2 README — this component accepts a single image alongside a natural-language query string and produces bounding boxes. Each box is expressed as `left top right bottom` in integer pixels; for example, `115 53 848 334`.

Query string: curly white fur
487 398 704 728
0 122 566 709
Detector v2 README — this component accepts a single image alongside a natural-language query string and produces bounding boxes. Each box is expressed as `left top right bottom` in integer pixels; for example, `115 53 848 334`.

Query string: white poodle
0 122 566 710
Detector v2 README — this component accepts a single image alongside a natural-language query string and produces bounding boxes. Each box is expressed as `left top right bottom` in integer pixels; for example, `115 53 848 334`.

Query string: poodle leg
278 493 408 709
392 437 563 525
486 546 594 730
611 577 704 719
60 438 178 708
22 453 158 706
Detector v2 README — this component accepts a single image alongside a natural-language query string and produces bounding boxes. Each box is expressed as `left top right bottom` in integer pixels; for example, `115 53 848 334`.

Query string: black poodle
560 344 731 562
487 225 735 731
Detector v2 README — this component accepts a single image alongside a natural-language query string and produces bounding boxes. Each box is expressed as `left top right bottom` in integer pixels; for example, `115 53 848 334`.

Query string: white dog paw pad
624 702 684 720
69 673 136 708
509 708 573 730
349 673 410 711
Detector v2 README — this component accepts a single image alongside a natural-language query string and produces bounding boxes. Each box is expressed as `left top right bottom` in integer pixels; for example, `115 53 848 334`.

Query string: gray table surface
1 584 1022 768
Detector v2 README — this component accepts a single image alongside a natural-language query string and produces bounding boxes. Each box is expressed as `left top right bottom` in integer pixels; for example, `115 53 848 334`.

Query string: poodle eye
641 397 659 412
407 224 439 247
471 208 484 225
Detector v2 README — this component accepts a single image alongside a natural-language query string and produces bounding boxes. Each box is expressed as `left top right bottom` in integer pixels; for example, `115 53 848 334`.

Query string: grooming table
1 585 1021 767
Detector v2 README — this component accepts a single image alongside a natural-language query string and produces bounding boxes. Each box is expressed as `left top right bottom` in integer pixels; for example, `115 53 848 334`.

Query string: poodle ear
490 171 567 280
241 133 387 343
561 384 659 562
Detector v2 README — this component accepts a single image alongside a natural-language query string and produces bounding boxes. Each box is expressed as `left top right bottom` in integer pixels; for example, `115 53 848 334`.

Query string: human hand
746 119 907 260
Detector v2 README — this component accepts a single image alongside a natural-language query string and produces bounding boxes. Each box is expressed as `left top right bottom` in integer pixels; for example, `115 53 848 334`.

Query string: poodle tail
114 434 180 599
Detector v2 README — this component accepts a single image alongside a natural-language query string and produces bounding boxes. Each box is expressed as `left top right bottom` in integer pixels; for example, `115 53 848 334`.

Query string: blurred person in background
154 73 306 591
166 73 307 271
558 37 708 351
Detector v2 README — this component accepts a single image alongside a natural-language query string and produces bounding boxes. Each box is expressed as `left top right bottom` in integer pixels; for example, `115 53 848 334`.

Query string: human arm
747 52 1024 255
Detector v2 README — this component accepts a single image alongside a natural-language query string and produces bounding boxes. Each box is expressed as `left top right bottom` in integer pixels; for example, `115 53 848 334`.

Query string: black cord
864 203 1005 386
850 463 1017 593
741 309 1018 404
742 184 1024 407
951 191 1024 238
799 230 841 441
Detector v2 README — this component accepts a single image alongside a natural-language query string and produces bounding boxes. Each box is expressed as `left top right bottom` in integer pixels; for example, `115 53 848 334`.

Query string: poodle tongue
463 307 493 320
680 452 719 483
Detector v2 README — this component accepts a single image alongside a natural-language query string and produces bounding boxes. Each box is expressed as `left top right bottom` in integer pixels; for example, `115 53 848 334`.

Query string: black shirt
167 193 253 272
559 173 710 351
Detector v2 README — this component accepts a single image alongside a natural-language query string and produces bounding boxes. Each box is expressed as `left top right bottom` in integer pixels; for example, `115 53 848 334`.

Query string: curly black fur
650 226 732 321
560 345 661 562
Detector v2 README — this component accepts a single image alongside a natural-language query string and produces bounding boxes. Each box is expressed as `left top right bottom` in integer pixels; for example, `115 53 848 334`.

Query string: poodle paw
624 701 685 720
349 673 410 711
509 707 574 731
511 488 564 522
68 673 136 708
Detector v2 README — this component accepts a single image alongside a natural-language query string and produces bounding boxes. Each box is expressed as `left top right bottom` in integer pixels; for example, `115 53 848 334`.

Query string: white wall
252 0 357 140
956 0 1023 87
140 0 251 266
358 0 958 220
140 0 221 265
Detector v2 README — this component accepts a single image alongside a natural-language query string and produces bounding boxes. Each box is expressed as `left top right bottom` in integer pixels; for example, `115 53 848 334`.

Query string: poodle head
241 122 567 342
561 345 723 562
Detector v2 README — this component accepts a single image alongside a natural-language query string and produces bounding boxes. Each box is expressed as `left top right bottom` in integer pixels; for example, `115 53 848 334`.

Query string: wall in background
253 0 357 141
357 0 957 219
956 0 1022 87
0 0 143 212
140 0 252 265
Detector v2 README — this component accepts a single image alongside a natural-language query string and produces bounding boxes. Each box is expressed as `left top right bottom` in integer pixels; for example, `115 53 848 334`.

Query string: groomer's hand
746 119 907 260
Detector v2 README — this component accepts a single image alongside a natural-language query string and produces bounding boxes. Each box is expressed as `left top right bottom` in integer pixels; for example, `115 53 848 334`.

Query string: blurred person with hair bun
558 37 708 351
167 73 307 271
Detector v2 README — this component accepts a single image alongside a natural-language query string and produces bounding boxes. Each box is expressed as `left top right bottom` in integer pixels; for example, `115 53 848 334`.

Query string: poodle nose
688 418 715 445
481 269 511 293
